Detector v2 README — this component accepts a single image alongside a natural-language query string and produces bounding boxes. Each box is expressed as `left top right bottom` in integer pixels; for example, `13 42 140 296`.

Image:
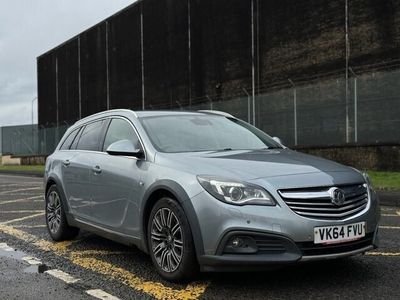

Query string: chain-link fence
184 68 400 147
1 68 399 157
0 124 69 157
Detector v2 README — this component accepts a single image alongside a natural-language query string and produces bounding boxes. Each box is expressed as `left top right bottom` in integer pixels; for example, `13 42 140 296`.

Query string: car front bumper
190 188 380 271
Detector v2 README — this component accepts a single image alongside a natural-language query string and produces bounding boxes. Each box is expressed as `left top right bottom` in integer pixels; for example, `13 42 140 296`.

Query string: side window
70 127 83 150
76 120 104 151
103 119 141 151
59 128 79 150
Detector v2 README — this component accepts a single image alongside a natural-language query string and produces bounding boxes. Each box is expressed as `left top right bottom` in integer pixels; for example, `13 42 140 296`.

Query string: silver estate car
44 109 380 281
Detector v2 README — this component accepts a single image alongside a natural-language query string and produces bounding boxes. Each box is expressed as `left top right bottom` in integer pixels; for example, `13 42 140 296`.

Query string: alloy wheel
47 191 62 234
150 207 183 273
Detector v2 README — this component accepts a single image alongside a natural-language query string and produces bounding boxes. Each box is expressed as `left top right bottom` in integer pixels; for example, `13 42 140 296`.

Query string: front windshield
140 114 282 153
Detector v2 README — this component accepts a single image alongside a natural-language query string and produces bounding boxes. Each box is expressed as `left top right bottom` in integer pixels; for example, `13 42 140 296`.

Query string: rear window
59 128 79 150
76 120 105 151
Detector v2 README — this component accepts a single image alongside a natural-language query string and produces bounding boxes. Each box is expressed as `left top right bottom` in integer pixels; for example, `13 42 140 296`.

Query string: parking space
1 174 400 299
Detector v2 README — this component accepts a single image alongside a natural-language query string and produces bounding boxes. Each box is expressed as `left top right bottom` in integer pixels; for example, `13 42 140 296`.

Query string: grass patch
0 165 45 173
368 171 400 191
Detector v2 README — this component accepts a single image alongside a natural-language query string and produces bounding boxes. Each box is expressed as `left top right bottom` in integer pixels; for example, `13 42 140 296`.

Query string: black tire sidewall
147 197 198 282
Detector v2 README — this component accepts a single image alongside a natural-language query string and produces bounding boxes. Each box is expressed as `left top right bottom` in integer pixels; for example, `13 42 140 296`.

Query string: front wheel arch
140 181 204 257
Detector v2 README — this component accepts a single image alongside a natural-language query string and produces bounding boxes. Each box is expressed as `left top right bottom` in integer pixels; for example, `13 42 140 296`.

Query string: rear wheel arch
45 176 70 213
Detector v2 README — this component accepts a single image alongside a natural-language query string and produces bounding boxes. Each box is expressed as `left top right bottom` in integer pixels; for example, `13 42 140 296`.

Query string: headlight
197 176 275 206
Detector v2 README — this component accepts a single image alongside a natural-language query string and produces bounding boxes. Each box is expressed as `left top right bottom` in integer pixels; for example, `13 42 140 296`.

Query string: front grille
297 233 374 256
279 184 369 220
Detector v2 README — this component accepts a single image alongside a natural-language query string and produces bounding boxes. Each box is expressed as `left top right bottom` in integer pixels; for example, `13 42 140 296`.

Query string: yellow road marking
70 255 208 300
0 187 42 195
379 226 400 229
0 212 45 225
367 252 400 256
72 250 129 256
397 210 400 217
0 195 43 205
0 224 209 299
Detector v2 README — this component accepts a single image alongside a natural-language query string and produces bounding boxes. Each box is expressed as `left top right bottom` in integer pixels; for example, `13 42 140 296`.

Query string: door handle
92 165 102 174
63 159 70 166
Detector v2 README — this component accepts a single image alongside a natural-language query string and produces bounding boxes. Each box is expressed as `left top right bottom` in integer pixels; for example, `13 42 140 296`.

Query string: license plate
314 222 366 244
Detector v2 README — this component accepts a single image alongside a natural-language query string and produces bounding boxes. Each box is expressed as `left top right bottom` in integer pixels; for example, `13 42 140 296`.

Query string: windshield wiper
215 148 233 152
258 146 281 150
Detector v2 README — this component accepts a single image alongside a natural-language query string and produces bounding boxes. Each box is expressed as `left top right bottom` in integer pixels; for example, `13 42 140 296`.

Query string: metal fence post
251 0 256 126
354 76 358 143
349 67 358 143
288 79 298 146
345 0 350 143
206 95 213 110
242 88 251 123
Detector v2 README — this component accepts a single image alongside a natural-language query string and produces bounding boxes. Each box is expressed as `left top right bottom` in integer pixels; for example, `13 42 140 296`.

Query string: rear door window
60 128 79 150
76 120 105 151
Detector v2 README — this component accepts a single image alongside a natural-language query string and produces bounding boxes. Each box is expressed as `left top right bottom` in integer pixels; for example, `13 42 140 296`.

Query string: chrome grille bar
278 184 369 220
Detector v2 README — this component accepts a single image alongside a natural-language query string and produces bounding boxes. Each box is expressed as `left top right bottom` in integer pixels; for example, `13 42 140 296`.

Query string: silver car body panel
44 109 380 271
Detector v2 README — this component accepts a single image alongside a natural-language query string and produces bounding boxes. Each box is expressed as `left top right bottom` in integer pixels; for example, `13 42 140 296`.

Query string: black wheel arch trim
45 175 71 214
140 179 204 257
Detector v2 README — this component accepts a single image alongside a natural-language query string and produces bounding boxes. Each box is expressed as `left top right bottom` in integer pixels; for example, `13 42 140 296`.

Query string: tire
147 197 199 282
45 184 79 241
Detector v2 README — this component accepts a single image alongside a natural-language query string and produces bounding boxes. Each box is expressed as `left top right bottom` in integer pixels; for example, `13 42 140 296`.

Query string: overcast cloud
0 0 135 127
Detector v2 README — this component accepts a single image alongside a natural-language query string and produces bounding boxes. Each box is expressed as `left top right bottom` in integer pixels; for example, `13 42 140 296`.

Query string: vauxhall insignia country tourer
44 110 380 282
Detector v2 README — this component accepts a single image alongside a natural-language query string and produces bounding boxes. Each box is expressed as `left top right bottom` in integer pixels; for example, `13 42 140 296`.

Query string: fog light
231 237 243 248
223 236 258 254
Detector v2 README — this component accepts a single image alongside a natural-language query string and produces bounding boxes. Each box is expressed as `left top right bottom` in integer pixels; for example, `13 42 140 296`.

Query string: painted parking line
379 226 400 229
367 252 400 256
0 187 42 195
0 181 43 188
0 212 45 225
382 211 400 217
1 210 43 214
45 269 80 284
0 242 14 251
0 224 209 300
13 224 47 228
22 256 42 265
86 289 120 300
0 195 43 205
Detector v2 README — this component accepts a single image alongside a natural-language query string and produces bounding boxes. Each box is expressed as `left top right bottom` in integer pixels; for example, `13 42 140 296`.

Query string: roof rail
74 109 137 125
197 110 234 118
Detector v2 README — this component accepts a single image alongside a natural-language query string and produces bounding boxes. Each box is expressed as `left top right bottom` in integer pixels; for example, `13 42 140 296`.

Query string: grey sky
0 0 135 127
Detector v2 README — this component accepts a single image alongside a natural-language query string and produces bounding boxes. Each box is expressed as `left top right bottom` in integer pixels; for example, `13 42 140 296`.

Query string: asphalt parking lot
0 173 399 300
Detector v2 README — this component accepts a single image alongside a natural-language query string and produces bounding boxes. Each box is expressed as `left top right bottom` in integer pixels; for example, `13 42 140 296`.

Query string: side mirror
106 140 144 159
272 136 284 145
